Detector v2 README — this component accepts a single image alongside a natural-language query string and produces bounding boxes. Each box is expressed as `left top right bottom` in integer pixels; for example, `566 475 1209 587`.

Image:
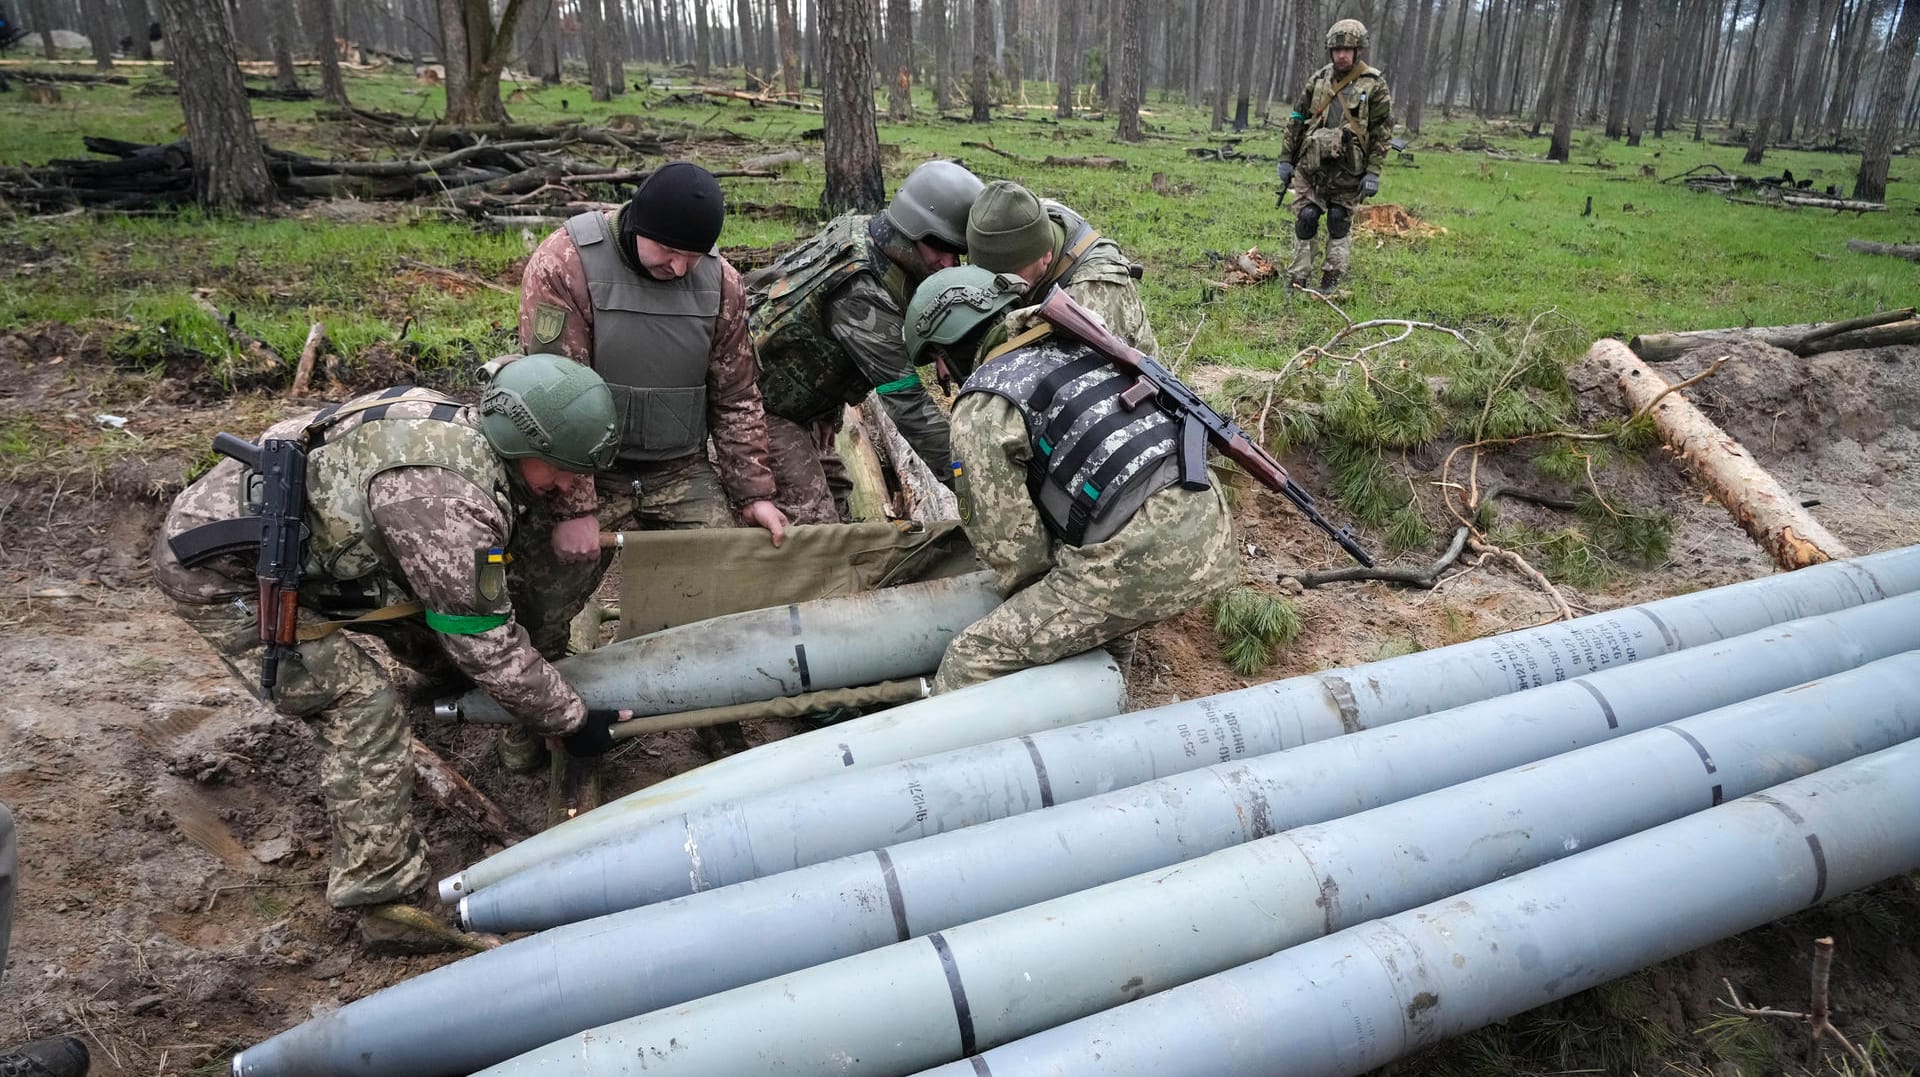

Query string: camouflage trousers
0 801 14 978
173 596 427 909
765 413 852 526
511 453 735 658
1287 175 1361 282
932 483 1240 694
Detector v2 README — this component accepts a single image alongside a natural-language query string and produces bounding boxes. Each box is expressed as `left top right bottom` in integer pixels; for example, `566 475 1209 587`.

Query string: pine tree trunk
1404 0 1438 128
154 0 275 209
734 0 755 86
1503 0 1536 112
1728 0 1766 123
83 0 115 68
1854 0 1920 199
1821 0 1874 134
1055 0 1076 116
439 0 523 122
270 0 300 90
1209 0 1235 128
308 0 349 103
1442 0 1470 114
1528 0 1571 132
970 0 990 118
581 0 613 99
885 0 911 117
1744 0 1813 162
774 0 800 94
694 0 711 75
820 0 883 214
1787 0 1843 135
1230 0 1258 128
1114 0 1145 137
803 0 817 86
1549 0 1598 157
1605 0 1640 134
121 0 154 60
27 0 57 59
1002 0 1020 92
1290 0 1320 100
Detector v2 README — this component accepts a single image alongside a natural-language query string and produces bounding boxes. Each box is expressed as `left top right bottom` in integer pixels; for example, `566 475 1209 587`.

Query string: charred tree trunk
1549 0 1598 157
820 0 883 214
1114 0 1145 137
1743 0 1813 163
885 0 911 117
970 0 991 119
1854 0 1920 200
1054 0 1076 116
154 0 274 209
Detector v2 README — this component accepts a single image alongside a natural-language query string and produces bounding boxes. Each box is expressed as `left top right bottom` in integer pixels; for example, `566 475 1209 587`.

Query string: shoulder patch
533 303 568 346
475 545 511 604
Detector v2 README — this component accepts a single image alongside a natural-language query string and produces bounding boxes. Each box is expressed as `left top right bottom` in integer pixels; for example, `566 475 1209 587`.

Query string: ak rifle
1034 287 1374 567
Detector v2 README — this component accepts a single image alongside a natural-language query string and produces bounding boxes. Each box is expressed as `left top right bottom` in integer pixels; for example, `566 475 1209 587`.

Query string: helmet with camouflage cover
479 353 619 473
903 266 1027 365
882 160 985 250
1325 18 1368 49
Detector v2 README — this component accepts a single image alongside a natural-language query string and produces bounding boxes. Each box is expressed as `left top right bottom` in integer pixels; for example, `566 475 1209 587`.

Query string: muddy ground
0 322 1916 1076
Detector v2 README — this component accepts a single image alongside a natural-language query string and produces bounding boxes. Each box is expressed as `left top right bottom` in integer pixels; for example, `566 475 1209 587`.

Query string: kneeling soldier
904 268 1240 693
152 355 629 948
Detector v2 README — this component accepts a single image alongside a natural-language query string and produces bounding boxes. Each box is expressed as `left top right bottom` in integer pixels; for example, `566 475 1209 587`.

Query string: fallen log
1780 193 1884 212
1042 154 1128 169
1847 240 1920 263
192 294 287 372
1629 309 1919 361
1581 338 1852 571
411 737 528 845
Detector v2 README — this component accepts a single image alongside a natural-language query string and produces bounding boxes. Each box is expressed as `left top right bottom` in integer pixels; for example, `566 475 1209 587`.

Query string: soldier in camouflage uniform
904 268 1239 693
152 357 631 935
964 180 1160 356
745 160 984 523
1277 18 1393 292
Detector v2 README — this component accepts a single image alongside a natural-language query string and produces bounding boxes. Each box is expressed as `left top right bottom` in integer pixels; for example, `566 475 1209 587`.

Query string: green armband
874 373 922 394
424 609 511 635
1290 110 1307 121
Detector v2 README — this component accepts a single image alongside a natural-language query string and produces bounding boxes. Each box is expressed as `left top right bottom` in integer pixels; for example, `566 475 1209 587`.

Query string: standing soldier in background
1276 19 1392 292
746 160 984 524
902 268 1239 693
518 161 786 761
963 180 1160 356
152 357 631 950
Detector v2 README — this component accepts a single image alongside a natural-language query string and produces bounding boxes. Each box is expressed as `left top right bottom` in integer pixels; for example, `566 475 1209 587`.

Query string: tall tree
775 0 800 93
885 0 912 117
694 0 711 75
929 0 952 108
1528 0 1574 132
582 0 614 100
820 0 883 213
269 0 299 90
1855 0 1920 198
1442 0 1473 115
1054 0 1077 116
1787 0 1844 135
971 0 992 118
1549 0 1599 156
120 0 154 60
1232 0 1259 128
1403 0 1439 129
1002 0 1021 94
437 0 530 121
82 0 116 69
1822 0 1879 133
308 0 348 104
1744 0 1814 161
1114 0 1146 137
154 0 274 209
1605 0 1642 133
27 0 57 59
735 0 756 86
1289 0 1321 100
1209 0 1237 128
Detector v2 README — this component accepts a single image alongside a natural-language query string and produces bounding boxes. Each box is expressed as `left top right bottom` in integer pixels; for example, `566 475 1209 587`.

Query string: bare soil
1 326 1916 1076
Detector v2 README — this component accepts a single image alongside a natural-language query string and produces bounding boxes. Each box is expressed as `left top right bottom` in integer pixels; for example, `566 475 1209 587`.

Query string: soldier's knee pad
1327 204 1353 239
1294 204 1322 240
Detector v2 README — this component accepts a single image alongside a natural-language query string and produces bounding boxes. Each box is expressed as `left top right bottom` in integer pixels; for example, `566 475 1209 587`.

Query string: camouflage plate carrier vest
1034 202 1137 294
743 213 911 423
962 336 1180 546
302 388 514 604
1303 64 1383 180
565 210 722 464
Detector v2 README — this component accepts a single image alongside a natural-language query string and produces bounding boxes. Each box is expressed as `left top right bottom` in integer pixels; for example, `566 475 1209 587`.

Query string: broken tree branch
1288 526 1471 589
1845 240 1920 263
291 322 324 398
409 737 528 845
1630 308 1918 360
1719 938 1879 1076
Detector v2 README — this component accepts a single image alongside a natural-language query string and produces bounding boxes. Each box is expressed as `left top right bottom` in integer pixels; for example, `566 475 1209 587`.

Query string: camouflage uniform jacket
1281 62 1392 200
1030 201 1160 356
745 213 952 472
151 393 586 734
519 213 778 514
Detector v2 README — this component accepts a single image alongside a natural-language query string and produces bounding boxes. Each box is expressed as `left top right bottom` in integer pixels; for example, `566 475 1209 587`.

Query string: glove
561 709 627 758
1275 161 1294 186
1361 172 1380 198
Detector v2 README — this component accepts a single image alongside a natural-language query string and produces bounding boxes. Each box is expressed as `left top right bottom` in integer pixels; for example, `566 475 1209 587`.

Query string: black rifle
1034 287 1374 567
169 434 310 697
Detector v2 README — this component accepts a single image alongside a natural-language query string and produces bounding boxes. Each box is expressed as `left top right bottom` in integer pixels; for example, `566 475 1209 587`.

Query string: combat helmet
1326 18 1369 49
883 160 986 250
478 353 619 473
903 266 1027 365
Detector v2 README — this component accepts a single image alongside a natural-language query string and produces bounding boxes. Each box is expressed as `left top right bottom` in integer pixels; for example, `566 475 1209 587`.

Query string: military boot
0 1035 89 1077
1317 269 1343 292
1321 234 1355 292
494 724 549 774
1285 237 1318 288
358 902 503 956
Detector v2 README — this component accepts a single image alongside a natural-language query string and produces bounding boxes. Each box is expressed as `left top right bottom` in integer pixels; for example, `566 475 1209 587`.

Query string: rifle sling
1311 65 1368 128
1037 226 1106 294
295 601 427 641
983 322 1053 365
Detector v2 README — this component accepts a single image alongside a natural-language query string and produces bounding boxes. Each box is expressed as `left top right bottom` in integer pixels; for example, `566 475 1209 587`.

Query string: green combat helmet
904 266 1028 365
882 160 985 250
1326 17 1368 49
478 353 619 472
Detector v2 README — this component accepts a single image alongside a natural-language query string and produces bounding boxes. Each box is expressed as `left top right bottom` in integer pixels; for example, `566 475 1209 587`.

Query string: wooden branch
291 323 324 398
191 294 287 370
960 140 1031 162
1719 939 1879 1077
1628 309 1917 361
1470 536 1574 620
1780 193 1884 211
1289 526 1470 589
1582 338 1852 570
1041 155 1129 169
396 257 517 295
1846 240 1920 263
409 737 528 845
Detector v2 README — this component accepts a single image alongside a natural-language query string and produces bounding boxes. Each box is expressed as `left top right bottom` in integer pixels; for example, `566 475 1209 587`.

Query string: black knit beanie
619 161 726 257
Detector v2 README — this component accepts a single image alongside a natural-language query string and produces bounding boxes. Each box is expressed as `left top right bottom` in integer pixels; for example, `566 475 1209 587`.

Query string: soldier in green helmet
964 179 1160 355
744 159 984 523
153 355 634 950
904 268 1239 693
1277 18 1393 292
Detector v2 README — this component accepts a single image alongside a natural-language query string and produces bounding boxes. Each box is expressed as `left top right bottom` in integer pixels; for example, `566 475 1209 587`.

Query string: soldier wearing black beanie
617 161 727 277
